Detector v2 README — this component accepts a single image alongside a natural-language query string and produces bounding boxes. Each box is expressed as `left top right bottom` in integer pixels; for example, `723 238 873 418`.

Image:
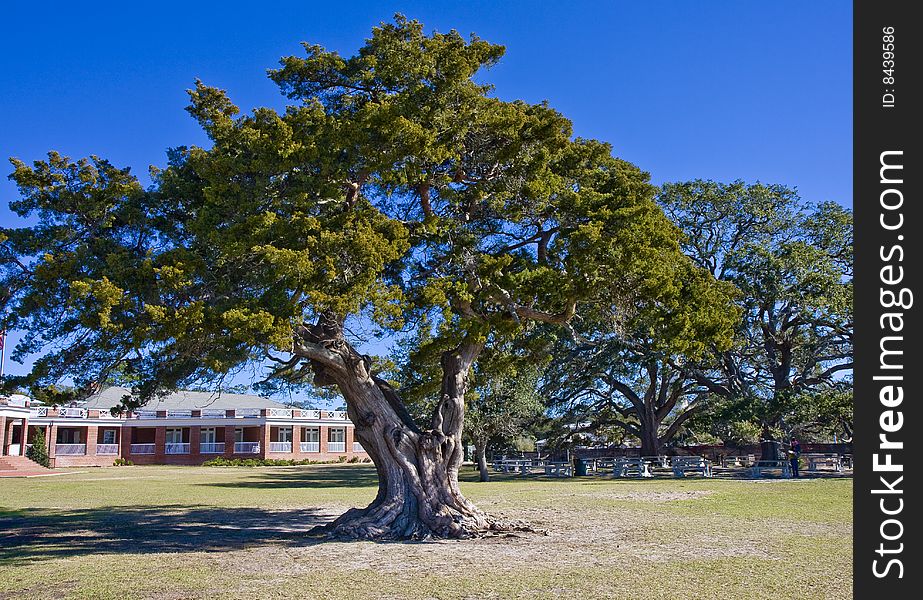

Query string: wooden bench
671 456 713 478
544 462 573 477
613 458 653 478
804 454 843 472
749 459 792 478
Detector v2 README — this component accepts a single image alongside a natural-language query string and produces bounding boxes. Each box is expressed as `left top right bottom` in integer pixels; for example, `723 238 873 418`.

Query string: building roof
0 394 31 407
84 386 290 412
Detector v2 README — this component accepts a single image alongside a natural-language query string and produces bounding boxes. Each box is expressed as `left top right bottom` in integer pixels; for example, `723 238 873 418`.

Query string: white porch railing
200 442 225 454
9 444 21 456
327 441 346 453
234 442 260 454
165 443 190 454
30 407 48 417
236 409 261 418
59 408 87 418
300 441 319 453
96 444 119 455
55 443 86 455
267 408 293 418
201 409 226 418
167 410 192 418
135 410 158 419
353 442 365 453
331 411 348 420
130 443 155 454
268 442 292 453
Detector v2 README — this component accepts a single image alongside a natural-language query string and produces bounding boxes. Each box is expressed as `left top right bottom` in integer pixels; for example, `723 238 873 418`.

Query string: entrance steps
0 454 52 476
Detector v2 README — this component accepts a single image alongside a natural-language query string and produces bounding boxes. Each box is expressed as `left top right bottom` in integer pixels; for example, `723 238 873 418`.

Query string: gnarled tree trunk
297 317 523 540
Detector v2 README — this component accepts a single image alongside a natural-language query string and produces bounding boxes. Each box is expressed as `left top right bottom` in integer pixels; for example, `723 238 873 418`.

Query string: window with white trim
200 428 216 444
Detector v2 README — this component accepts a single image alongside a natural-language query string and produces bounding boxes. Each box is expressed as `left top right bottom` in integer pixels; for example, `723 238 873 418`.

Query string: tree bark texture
298 317 524 539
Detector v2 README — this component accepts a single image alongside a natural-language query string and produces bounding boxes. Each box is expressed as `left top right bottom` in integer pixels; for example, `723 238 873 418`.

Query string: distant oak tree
659 181 853 446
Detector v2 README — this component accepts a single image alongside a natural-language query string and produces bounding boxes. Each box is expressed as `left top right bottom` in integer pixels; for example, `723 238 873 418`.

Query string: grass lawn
0 465 851 599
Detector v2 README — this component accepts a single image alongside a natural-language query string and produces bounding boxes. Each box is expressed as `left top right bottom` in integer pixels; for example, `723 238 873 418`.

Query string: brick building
8 387 367 468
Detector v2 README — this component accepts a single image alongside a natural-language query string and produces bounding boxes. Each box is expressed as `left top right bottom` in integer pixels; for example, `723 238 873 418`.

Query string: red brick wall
42 422 364 467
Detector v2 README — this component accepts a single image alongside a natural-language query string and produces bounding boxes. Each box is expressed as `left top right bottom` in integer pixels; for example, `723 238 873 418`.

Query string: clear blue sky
0 1 852 381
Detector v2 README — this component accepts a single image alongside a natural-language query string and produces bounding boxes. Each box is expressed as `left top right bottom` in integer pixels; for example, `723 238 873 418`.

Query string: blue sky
0 1 852 382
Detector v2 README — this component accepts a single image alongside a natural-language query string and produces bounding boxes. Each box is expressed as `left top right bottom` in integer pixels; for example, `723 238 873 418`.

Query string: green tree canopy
3 17 713 539
659 180 853 442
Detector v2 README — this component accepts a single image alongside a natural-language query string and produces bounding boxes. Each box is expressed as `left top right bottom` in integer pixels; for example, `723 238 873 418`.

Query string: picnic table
720 455 756 467
544 462 573 477
595 458 617 470
641 455 670 468
613 457 653 478
749 459 792 478
671 456 713 478
803 453 844 472
492 459 533 475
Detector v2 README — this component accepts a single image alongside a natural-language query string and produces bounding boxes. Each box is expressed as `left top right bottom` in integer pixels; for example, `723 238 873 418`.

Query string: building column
47 424 58 462
190 425 201 456
0 416 6 455
259 424 270 459
224 425 236 457
85 425 98 457
346 426 355 457
120 426 132 459
319 425 328 455
154 426 166 461
291 424 301 458
17 418 27 455
4 418 14 455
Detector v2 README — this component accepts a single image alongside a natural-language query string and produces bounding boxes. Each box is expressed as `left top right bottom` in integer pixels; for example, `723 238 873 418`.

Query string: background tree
659 181 853 451
2 17 711 539
464 361 543 481
543 260 738 456
398 333 545 482
26 427 49 467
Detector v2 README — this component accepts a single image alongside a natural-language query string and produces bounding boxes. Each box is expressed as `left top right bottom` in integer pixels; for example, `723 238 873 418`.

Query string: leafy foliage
26 427 50 467
660 181 853 438
1 16 697 429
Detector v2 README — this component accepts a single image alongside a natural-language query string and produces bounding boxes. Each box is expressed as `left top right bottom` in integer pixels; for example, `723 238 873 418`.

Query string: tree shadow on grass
197 465 599 490
0 504 335 566
199 464 381 489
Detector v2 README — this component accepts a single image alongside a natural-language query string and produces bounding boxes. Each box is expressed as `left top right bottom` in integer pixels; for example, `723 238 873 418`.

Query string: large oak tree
3 17 701 539
542 260 738 456
659 181 853 446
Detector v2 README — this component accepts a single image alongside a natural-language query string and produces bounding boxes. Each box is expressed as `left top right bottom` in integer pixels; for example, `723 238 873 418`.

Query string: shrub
113 458 133 466
202 457 357 467
26 428 50 467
